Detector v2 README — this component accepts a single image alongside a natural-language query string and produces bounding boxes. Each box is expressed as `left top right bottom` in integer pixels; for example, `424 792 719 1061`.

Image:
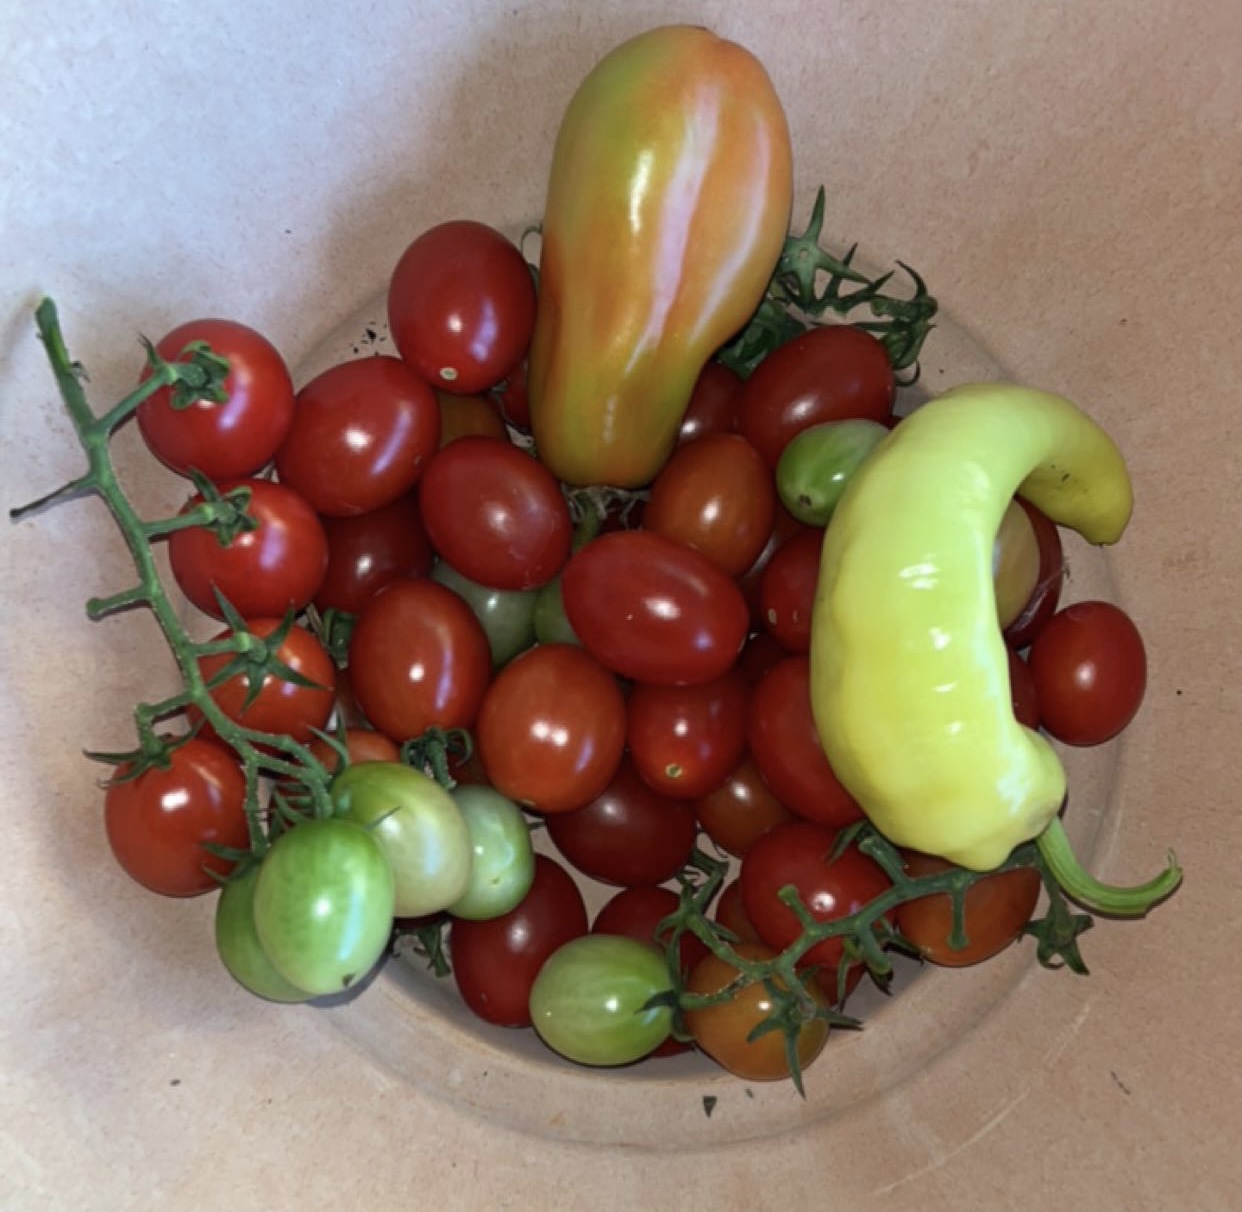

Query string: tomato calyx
139 333 232 411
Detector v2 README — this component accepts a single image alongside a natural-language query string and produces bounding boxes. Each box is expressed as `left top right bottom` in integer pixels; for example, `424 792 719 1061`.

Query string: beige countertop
3 1 1240 1208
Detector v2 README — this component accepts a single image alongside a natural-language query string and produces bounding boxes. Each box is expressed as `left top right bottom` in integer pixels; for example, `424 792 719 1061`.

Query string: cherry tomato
993 498 1041 631
348 578 492 742
450 853 588 1027
274 356 440 517
1028 599 1147 745
314 492 435 616
562 530 749 686
757 526 822 653
694 752 796 858
104 736 250 897
775 418 888 526
740 821 893 972
214 866 313 1003
1007 646 1040 729
1004 499 1066 649
418 436 572 590
137 318 295 480
475 643 626 814
593 885 708 978
896 851 1042 966
713 878 764 944
168 477 328 622
306 728 401 773
747 656 864 829
192 619 336 746
736 630 787 688
684 942 830 1081
546 758 699 886
387 220 536 394
436 389 510 446
736 325 895 467
676 360 743 446
491 359 530 430
643 433 776 578
429 559 538 668
445 784 536 922
736 503 814 627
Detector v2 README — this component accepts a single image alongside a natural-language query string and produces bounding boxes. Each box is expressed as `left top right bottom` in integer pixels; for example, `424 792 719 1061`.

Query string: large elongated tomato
561 530 749 686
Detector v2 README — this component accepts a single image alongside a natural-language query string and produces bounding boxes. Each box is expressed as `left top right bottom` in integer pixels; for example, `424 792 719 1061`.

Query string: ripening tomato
306 728 401 773
104 736 250 897
561 530 749 686
168 477 328 621
694 752 796 858
418 436 572 591
137 318 295 480
348 578 492 741
736 325 895 467
1028 600 1147 745
757 526 822 653
1004 499 1066 649
676 360 743 446
475 643 626 814
387 220 536 394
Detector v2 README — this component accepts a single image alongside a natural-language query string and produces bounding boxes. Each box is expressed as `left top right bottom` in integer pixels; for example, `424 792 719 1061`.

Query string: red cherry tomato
713 877 764 944
1028 600 1147 745
736 503 815 627
694 753 797 858
168 477 328 622
492 359 531 430
757 527 822 653
676 360 743 446
137 319 295 480
387 220 536 395
274 356 440 517
306 728 402 773
435 390 510 446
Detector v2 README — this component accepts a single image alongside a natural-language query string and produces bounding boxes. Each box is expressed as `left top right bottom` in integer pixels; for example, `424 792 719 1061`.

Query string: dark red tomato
1007 646 1040 729
137 318 295 480
348 578 492 741
757 527 822 653
387 220 536 395
306 727 402 774
561 530 749 686
104 736 250 897
475 643 626 814
314 492 435 616
896 850 1042 966
736 630 788 687
714 877 764 944
736 325 895 467
740 821 893 972
418 436 572 591
546 758 699 886
492 359 530 430
192 619 337 746
626 669 748 799
643 433 776 577
695 753 796 858
274 356 440 517
737 503 814 626
676 360 743 446
1004 499 1066 649
1028 599 1147 745
169 477 328 622
450 854 588 1027
435 390 509 446
747 657 864 829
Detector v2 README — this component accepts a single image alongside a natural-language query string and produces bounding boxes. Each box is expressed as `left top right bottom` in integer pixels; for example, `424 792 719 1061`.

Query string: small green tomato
775 418 889 526
447 784 536 921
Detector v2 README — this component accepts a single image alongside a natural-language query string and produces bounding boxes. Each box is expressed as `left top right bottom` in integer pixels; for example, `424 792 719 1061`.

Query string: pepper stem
1036 816 1182 917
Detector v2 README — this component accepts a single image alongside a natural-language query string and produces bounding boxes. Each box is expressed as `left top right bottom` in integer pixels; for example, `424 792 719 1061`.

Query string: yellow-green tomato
992 497 1041 630
214 865 314 1004
529 935 674 1066
330 761 472 917
446 785 536 921
775 418 889 526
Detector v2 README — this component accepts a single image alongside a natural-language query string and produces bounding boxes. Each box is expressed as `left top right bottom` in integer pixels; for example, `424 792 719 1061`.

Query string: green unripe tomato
447 784 536 921
430 559 538 667
776 418 889 525
532 574 581 646
529 935 674 1066
214 865 314 1004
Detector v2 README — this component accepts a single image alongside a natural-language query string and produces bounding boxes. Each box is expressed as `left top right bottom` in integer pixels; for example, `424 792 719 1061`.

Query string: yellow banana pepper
810 383 1180 912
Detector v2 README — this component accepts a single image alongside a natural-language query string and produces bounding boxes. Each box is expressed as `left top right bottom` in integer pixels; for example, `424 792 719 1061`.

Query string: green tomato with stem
775 418 889 526
447 784 536 921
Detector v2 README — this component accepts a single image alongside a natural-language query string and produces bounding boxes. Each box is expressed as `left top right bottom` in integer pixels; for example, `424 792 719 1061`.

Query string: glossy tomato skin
561 530 750 686
169 477 328 621
450 854 588 1027
306 728 401 773
348 578 492 742
314 493 435 616
626 669 748 800
275 356 440 517
104 737 250 897
757 527 822 653
643 433 775 577
137 318 295 480
214 865 313 1003
1028 600 1147 745
694 752 797 858
676 360 743 446
445 784 535 922
475 643 626 814
737 503 814 627
593 884 708 977
418 436 572 591
896 851 1042 966
736 325 895 467
546 757 699 886
1003 500 1065 650
684 942 830 1081
193 619 337 747
388 220 536 395
741 821 893 972
747 656 864 829
429 559 538 668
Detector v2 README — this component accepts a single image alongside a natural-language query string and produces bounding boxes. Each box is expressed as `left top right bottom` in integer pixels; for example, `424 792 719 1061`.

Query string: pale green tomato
532 575 581 646
331 761 473 917
214 866 313 1004
775 418 889 525
446 785 536 921
529 935 673 1066
430 559 538 667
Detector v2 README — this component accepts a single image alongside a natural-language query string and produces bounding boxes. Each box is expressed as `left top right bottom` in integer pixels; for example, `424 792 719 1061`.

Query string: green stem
1036 816 1182 917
